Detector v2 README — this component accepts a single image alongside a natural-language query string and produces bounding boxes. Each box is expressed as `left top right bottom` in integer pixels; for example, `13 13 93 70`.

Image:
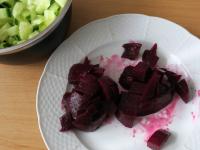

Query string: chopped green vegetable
19 21 33 40
0 0 68 48
55 0 66 8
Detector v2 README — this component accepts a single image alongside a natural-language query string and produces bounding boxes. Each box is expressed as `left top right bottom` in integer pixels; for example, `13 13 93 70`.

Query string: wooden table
0 0 200 149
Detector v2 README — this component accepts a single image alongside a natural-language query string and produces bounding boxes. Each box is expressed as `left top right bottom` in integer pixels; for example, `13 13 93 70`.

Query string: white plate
37 14 200 150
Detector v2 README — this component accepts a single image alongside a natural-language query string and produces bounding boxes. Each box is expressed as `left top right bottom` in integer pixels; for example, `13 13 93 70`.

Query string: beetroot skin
147 129 171 150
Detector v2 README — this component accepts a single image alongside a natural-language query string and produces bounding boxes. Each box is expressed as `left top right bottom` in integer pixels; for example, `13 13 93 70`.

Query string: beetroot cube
116 109 135 128
147 129 171 150
129 81 146 95
119 66 135 89
122 42 142 60
132 62 152 82
142 71 162 99
142 43 159 68
60 113 73 132
175 79 190 103
98 76 119 110
68 63 93 84
75 74 101 98
163 69 181 84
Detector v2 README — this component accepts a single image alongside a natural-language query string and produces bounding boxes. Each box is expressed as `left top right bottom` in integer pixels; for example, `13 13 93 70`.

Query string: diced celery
0 8 9 18
39 24 46 32
44 9 56 26
19 21 33 40
0 18 12 27
35 0 50 14
32 15 44 26
12 2 25 19
7 36 18 45
7 25 18 36
55 0 67 8
0 23 11 42
49 2 60 15
28 31 39 39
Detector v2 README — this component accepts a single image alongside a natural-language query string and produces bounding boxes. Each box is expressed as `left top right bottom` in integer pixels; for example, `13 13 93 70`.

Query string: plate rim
36 13 200 150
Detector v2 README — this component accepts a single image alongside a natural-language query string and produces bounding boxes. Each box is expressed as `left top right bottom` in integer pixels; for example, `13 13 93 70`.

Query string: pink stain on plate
133 96 179 140
197 90 200 97
99 54 140 83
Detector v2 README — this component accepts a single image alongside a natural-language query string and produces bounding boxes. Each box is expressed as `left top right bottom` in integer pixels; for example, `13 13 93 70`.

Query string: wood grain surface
0 0 200 149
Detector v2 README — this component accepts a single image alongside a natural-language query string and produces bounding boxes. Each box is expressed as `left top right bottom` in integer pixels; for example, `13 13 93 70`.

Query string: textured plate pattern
37 14 200 150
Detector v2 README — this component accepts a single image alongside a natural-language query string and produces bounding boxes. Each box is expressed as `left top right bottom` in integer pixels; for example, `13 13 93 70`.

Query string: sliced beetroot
156 83 169 97
68 63 93 84
60 112 73 132
142 43 159 68
175 79 190 103
72 100 107 131
142 70 163 100
147 129 171 150
119 66 135 89
119 92 141 116
98 76 119 104
122 42 142 60
165 70 181 85
68 57 104 84
129 81 146 95
132 62 152 82
116 109 135 128
75 74 101 98
137 90 173 116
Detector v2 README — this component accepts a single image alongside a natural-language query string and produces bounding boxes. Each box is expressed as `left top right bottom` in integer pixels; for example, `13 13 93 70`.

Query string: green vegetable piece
49 2 60 15
44 10 56 26
55 0 67 8
0 0 14 7
35 0 50 14
19 21 33 40
7 25 18 36
12 2 25 19
0 8 9 19
0 23 11 42
28 31 39 39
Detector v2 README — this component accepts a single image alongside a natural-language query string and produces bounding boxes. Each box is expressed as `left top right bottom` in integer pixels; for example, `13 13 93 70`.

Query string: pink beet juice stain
132 96 179 141
99 55 140 85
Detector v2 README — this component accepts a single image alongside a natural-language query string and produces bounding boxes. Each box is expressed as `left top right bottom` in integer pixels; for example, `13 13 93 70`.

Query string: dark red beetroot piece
132 62 152 82
119 66 135 89
175 79 190 103
142 43 159 68
75 74 101 98
122 42 142 60
98 76 119 105
68 57 104 84
61 57 120 132
60 112 73 132
116 109 135 128
147 129 171 150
